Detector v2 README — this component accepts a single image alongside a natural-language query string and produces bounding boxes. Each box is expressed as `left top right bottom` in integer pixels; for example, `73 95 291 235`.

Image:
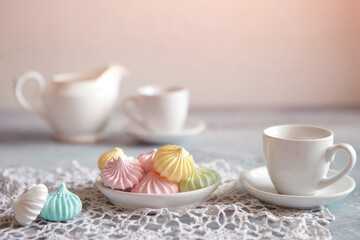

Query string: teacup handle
318 143 356 189
121 96 144 126
15 71 46 116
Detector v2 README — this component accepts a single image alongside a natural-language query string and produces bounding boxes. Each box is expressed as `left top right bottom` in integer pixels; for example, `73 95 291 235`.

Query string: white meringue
13 184 48 226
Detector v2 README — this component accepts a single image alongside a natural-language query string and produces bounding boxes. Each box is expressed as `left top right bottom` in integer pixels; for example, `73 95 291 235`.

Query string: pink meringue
101 156 144 190
131 172 179 194
137 149 157 173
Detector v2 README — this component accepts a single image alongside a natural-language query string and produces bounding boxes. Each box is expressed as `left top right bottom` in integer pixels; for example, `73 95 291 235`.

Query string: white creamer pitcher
15 65 127 143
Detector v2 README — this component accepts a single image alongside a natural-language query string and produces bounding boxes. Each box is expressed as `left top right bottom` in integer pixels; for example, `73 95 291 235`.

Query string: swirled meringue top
137 148 157 173
39 183 82 222
153 145 195 182
98 147 126 170
101 156 144 190
131 172 179 194
13 184 48 226
179 167 219 192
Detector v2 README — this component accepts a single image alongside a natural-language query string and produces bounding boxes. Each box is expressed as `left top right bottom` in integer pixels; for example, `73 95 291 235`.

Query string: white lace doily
0 160 334 239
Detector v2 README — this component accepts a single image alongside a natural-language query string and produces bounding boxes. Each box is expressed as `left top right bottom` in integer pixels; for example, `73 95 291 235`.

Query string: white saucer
239 166 356 209
123 117 206 144
95 172 221 210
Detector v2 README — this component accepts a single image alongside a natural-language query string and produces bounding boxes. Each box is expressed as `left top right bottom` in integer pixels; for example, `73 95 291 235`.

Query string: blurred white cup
122 85 189 133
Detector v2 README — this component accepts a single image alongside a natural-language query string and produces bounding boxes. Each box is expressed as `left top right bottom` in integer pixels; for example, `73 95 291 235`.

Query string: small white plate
95 172 221 210
123 117 206 144
239 166 356 209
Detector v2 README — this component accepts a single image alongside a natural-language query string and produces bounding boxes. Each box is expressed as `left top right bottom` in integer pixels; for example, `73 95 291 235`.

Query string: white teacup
263 125 356 196
122 86 189 133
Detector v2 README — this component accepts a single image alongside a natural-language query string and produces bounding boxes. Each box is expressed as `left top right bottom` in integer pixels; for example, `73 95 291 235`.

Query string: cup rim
263 124 333 141
137 85 188 97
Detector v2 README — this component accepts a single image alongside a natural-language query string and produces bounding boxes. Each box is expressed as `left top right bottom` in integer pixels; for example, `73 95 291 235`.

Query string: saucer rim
240 166 356 208
124 117 206 137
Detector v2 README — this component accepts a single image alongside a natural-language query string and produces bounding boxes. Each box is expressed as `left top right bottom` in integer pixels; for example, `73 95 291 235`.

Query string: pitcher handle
15 71 46 116
121 96 144 126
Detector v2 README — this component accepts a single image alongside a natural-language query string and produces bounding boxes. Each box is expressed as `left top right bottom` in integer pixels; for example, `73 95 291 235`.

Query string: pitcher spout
97 64 128 85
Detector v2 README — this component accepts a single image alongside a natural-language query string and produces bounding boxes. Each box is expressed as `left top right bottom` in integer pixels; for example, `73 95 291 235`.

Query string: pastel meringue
179 167 219 192
39 183 82 222
131 172 179 194
137 148 157 173
153 145 195 182
13 184 48 226
98 147 126 170
101 156 144 190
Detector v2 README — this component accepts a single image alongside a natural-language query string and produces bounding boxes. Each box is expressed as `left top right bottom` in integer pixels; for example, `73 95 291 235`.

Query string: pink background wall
1 0 359 109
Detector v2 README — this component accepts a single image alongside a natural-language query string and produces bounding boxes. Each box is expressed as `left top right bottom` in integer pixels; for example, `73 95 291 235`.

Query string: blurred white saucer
124 117 206 144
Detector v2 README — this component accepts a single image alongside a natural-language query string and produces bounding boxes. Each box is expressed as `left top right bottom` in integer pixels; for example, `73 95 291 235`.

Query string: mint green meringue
179 167 218 192
39 183 82 222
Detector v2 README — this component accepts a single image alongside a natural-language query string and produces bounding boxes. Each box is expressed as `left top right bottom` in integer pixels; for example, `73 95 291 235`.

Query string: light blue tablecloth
1 108 359 239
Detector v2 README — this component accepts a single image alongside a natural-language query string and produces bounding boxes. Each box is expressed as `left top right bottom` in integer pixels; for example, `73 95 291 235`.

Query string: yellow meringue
153 145 195 182
98 147 126 170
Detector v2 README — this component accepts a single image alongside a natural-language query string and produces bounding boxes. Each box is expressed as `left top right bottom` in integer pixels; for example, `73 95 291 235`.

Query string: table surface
1 108 359 239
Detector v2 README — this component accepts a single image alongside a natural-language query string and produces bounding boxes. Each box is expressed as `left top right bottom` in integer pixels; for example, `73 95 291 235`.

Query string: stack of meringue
98 145 218 194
